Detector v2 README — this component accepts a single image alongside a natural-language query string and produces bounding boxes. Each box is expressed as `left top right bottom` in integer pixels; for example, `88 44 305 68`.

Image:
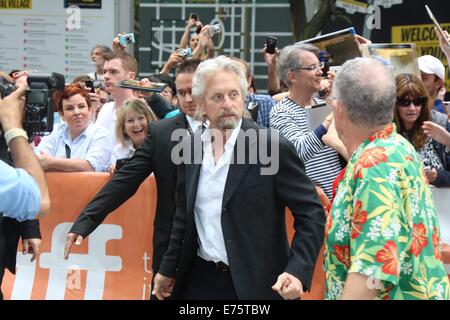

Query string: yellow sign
392 23 450 90
0 0 32 9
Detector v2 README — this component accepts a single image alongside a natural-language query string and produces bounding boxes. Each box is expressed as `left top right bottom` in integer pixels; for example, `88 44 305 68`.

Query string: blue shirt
245 93 276 128
35 122 112 172
434 99 448 115
164 109 180 119
0 160 41 222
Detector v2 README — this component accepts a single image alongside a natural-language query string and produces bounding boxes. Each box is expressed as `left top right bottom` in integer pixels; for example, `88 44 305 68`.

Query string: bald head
333 57 396 128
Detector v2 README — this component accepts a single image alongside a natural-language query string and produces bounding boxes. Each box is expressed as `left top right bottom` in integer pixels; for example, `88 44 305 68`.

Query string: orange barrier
3 174 448 299
286 186 329 300
3 172 156 300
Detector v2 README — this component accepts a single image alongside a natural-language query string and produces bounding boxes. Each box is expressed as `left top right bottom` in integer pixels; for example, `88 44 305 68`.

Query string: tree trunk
289 0 306 42
290 0 336 41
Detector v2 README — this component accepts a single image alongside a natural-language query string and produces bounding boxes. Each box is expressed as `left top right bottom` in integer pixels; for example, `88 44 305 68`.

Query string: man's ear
436 78 444 90
334 100 345 118
129 72 136 80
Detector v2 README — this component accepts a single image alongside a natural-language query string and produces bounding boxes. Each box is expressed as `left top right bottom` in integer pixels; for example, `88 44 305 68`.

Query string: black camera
265 36 277 54
0 73 65 137
189 13 198 21
319 50 330 78
85 79 105 93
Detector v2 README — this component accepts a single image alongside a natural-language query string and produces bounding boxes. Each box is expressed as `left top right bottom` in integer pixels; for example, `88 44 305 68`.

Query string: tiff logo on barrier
66 5 81 30
10 223 122 300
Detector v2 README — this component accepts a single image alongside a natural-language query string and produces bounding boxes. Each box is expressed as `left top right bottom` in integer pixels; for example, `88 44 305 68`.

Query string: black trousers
0 268 4 300
182 256 238 300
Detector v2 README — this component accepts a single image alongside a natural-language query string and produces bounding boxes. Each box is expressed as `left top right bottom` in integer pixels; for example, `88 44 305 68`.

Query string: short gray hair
333 57 396 128
278 43 320 87
192 55 248 100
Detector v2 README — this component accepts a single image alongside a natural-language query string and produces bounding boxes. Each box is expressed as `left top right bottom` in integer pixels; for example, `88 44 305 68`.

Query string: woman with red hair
34 84 112 172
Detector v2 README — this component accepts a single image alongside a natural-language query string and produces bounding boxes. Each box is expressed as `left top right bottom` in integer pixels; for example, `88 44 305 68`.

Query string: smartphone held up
265 36 277 54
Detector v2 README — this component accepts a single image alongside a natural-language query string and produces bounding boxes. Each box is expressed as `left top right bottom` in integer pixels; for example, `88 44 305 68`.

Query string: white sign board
0 1 116 82
431 187 450 245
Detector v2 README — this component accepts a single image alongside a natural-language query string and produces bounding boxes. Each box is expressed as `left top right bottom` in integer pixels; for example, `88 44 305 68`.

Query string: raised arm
0 84 50 218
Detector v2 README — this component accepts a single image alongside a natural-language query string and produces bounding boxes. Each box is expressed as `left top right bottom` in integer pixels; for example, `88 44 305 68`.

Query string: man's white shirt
195 119 242 265
96 101 116 147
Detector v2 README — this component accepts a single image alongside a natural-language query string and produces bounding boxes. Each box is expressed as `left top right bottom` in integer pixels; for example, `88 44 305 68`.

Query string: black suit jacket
158 118 326 299
70 112 189 272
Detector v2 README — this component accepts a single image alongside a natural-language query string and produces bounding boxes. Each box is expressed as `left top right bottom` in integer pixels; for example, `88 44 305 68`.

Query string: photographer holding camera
0 77 50 299
160 24 216 75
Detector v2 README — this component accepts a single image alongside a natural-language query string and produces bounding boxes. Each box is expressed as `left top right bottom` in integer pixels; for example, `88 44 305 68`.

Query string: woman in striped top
270 44 344 199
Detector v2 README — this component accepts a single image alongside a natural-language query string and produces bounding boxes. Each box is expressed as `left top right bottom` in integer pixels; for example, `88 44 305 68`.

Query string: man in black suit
152 56 326 300
64 59 202 279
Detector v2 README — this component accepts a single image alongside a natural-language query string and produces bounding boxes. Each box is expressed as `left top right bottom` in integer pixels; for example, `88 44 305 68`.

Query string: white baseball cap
418 55 446 80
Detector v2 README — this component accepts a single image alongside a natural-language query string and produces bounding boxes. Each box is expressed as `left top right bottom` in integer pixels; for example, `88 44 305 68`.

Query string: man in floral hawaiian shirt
325 57 450 300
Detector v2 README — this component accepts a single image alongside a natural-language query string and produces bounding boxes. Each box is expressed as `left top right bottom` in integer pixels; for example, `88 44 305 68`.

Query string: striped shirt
270 96 342 198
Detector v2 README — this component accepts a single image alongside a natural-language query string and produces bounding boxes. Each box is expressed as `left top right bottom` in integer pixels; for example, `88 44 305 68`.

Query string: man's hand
323 120 350 160
425 167 438 183
152 273 175 300
64 232 84 260
354 34 372 53
37 151 54 171
262 46 279 67
322 112 334 129
272 272 304 300
112 34 127 51
198 25 212 47
160 49 185 74
185 18 197 29
319 70 336 98
22 238 41 262
435 27 450 56
422 121 450 147
0 83 27 132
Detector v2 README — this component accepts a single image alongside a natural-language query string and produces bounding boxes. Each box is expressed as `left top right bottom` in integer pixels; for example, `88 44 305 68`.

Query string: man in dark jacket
153 56 325 300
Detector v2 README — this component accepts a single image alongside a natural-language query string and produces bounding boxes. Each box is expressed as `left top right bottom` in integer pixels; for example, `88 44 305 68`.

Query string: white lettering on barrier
431 187 450 244
37 223 122 300
11 255 37 300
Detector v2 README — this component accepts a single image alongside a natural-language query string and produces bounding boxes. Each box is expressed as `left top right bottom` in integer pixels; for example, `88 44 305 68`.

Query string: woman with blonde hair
110 98 157 172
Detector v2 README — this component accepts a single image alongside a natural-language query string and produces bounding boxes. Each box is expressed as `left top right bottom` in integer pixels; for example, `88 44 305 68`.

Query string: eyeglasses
293 63 322 72
396 96 427 107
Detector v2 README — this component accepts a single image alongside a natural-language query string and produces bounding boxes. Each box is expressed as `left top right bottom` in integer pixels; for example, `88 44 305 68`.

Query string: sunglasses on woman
396 96 427 107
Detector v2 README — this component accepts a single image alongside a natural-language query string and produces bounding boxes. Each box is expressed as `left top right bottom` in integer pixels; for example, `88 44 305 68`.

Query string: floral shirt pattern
325 124 450 300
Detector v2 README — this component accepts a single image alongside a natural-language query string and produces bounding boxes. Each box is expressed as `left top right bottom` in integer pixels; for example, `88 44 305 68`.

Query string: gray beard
217 118 238 130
